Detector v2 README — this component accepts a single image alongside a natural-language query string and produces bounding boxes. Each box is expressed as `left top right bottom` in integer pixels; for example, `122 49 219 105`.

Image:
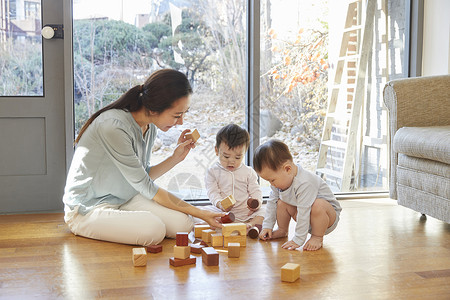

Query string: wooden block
173 245 190 259
202 229 216 243
281 263 300 282
132 248 147 267
222 223 247 237
169 256 196 267
221 195 236 210
186 129 200 143
224 235 246 247
194 238 208 246
228 243 240 258
220 212 235 223
194 224 211 238
176 232 189 246
247 198 259 209
201 247 219 266
146 244 163 253
248 224 262 239
211 233 223 247
190 244 205 254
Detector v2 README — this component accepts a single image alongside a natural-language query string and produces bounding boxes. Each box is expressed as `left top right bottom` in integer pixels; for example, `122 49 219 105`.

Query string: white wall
422 0 450 76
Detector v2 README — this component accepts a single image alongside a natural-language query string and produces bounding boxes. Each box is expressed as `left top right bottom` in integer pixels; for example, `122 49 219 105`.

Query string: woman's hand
198 209 224 229
172 130 196 163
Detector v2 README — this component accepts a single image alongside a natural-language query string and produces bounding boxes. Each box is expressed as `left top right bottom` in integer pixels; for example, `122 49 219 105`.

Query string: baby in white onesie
204 124 264 231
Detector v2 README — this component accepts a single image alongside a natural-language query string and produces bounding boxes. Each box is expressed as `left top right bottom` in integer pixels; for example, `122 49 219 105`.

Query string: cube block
281 263 300 282
176 232 189 246
201 229 216 243
146 244 163 253
132 248 147 267
201 247 219 266
211 233 223 247
194 224 211 238
227 242 240 258
174 245 190 259
186 129 200 143
221 195 236 210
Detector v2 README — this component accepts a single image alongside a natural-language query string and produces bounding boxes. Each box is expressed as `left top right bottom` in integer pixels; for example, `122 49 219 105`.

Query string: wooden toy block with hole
190 244 205 254
176 232 189 246
147 244 163 253
201 229 216 243
222 223 247 237
173 245 190 259
201 247 219 266
132 248 147 267
169 255 196 267
211 233 223 247
224 235 246 247
194 224 210 238
281 263 300 282
220 195 236 210
185 129 200 143
227 243 240 258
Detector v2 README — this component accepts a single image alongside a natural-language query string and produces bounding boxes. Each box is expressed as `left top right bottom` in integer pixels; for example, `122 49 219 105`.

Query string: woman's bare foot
270 229 288 239
303 235 323 251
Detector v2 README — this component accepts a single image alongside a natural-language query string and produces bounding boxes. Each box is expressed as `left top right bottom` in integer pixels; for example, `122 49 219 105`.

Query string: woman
63 69 223 246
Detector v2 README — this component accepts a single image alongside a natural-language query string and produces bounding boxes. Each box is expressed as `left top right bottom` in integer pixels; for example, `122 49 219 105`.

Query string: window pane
0 0 43 96
73 0 246 199
260 0 398 193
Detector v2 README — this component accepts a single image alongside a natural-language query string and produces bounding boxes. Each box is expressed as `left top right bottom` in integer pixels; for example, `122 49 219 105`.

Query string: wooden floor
1 199 449 299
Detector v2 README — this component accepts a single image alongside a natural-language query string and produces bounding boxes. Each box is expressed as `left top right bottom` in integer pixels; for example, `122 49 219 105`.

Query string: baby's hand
259 228 272 240
281 240 300 250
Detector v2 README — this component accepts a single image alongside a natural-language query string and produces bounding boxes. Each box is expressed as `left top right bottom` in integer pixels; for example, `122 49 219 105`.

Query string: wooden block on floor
169 256 196 267
146 245 163 253
222 223 247 237
176 232 189 246
201 247 219 266
281 263 300 282
174 245 190 259
132 248 147 267
190 244 205 254
221 195 236 210
202 229 216 243
224 235 246 247
227 242 240 258
186 129 200 143
211 233 223 247
194 224 211 238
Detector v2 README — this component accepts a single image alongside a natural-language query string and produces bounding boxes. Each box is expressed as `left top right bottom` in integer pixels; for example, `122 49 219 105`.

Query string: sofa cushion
393 126 450 164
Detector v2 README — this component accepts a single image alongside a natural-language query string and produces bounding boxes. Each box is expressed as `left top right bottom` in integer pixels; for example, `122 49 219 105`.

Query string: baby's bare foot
303 235 323 251
270 229 288 239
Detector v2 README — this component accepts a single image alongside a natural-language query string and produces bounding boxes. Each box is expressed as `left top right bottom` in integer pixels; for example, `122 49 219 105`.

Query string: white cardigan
205 162 263 222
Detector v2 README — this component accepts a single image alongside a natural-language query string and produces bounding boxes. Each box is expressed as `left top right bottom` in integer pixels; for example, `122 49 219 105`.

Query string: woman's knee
139 218 166 246
164 213 194 238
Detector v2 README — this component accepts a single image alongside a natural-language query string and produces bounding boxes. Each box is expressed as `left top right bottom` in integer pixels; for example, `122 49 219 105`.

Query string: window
0 0 43 96
73 0 407 199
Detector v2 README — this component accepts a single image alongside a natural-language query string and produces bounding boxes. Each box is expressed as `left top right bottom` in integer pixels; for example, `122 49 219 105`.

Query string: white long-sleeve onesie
262 164 342 246
205 162 264 222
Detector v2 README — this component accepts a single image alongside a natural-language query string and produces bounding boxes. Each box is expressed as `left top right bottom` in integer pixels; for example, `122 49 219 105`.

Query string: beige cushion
393 126 450 164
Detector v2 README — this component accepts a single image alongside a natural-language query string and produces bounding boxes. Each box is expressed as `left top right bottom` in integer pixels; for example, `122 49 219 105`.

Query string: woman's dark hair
216 124 250 150
75 69 192 144
253 139 293 173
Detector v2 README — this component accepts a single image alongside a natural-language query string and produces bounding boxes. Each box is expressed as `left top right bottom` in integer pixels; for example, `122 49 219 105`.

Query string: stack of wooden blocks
170 232 196 267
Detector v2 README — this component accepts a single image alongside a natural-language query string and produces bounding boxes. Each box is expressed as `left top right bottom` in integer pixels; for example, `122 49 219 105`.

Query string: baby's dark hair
216 124 250 150
253 139 293 173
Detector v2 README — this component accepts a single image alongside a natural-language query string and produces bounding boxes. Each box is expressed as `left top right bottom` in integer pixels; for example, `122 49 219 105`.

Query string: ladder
316 0 376 191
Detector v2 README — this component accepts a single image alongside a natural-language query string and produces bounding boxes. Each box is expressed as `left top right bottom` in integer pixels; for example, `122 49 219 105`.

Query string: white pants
64 194 194 246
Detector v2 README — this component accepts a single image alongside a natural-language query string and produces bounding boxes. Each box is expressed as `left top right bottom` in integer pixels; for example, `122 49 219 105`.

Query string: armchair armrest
383 75 450 199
